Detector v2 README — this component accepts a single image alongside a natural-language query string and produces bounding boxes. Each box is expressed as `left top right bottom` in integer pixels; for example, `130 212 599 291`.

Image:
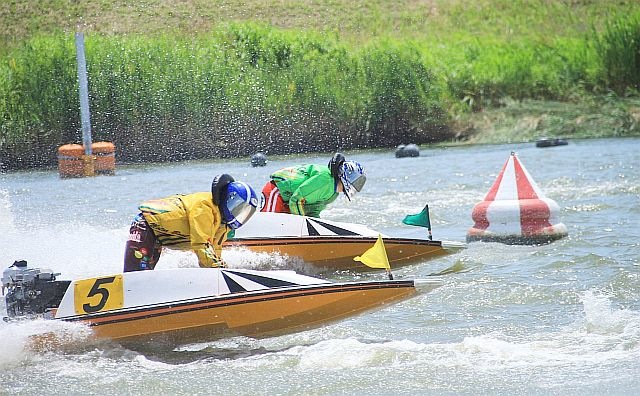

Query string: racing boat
2 260 442 347
224 212 465 269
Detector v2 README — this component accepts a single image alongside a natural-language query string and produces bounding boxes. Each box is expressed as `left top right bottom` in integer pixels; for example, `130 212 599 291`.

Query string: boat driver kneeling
261 153 367 217
123 174 259 272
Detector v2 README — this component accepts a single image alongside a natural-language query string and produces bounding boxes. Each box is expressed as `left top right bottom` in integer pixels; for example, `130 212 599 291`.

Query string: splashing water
1 138 639 394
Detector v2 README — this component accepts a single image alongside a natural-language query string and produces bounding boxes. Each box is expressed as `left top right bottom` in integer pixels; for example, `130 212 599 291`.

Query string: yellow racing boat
2 261 442 347
224 212 465 269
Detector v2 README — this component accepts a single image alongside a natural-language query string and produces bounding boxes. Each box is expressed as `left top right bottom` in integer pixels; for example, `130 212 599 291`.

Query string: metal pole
75 32 92 156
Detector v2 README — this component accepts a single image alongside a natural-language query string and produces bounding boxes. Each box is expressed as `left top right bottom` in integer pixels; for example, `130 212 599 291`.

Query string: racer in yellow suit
123 175 259 272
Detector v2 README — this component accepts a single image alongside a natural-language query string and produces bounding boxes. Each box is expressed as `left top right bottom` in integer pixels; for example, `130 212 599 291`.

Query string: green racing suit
270 164 339 217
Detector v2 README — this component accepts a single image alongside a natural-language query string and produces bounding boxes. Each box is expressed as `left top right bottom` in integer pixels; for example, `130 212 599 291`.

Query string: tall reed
0 16 638 170
594 11 640 94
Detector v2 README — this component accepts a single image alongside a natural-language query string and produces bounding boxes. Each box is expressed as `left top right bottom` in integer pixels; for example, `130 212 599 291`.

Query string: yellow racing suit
138 192 229 268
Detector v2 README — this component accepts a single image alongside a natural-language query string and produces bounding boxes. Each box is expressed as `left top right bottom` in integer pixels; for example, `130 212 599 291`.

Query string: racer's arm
188 203 227 268
289 175 334 217
302 202 328 218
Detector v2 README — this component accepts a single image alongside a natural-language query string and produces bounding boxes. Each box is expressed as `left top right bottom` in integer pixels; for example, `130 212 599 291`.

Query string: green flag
402 205 433 240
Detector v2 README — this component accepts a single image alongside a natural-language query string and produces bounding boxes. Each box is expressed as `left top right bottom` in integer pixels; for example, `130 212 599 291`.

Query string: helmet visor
341 173 366 200
226 193 257 227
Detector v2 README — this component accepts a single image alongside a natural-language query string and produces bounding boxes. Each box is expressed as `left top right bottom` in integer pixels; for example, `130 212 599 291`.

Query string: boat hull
39 268 442 346
225 236 464 269
64 280 435 344
225 212 465 269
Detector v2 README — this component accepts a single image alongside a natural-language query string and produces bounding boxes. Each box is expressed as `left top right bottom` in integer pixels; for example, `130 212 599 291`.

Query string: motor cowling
2 260 70 319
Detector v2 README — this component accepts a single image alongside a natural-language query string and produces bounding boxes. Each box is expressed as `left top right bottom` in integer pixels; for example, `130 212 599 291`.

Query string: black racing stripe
156 235 189 245
223 270 298 288
63 281 415 326
228 237 442 247
306 219 321 236
307 219 361 236
221 271 246 293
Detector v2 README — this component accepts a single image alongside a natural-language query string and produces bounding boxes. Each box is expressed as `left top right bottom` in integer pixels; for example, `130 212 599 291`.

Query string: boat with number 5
2 260 442 347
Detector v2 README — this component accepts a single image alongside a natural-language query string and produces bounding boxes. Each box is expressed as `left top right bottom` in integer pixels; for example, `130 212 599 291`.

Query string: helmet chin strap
340 178 353 201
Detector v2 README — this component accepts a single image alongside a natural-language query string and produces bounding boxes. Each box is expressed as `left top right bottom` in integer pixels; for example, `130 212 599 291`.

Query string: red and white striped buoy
467 152 567 245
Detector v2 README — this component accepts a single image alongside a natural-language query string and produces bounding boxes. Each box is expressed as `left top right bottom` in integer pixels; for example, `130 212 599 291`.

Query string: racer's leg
123 213 162 272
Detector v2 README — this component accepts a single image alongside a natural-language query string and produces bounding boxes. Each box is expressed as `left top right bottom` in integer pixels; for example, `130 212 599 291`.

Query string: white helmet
340 161 366 200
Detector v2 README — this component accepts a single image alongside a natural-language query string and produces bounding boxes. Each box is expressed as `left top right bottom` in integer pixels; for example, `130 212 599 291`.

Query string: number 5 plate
74 275 124 314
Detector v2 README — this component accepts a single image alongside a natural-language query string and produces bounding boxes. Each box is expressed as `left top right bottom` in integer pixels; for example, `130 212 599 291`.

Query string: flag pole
381 237 393 280
376 234 393 280
426 204 433 241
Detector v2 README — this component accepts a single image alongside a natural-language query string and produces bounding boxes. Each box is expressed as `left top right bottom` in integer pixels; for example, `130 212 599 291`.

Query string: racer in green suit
261 153 366 217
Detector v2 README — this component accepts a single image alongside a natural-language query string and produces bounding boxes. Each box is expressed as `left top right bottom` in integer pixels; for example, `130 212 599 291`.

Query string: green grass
1 1 639 170
2 0 638 51
450 97 640 144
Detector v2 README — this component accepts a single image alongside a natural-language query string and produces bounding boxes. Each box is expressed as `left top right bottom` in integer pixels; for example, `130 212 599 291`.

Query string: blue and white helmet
221 181 259 229
340 161 366 200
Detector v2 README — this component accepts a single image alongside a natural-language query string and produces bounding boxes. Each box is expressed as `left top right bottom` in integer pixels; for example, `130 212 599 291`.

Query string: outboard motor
2 260 70 320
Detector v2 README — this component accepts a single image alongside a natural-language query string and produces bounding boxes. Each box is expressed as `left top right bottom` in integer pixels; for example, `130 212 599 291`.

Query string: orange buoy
91 141 116 175
57 142 116 178
57 144 86 178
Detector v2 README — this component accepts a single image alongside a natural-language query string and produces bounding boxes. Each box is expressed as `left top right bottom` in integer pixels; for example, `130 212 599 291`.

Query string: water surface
1 138 639 395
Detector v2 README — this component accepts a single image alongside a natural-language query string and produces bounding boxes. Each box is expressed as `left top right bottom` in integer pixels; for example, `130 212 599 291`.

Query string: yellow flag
353 234 390 270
